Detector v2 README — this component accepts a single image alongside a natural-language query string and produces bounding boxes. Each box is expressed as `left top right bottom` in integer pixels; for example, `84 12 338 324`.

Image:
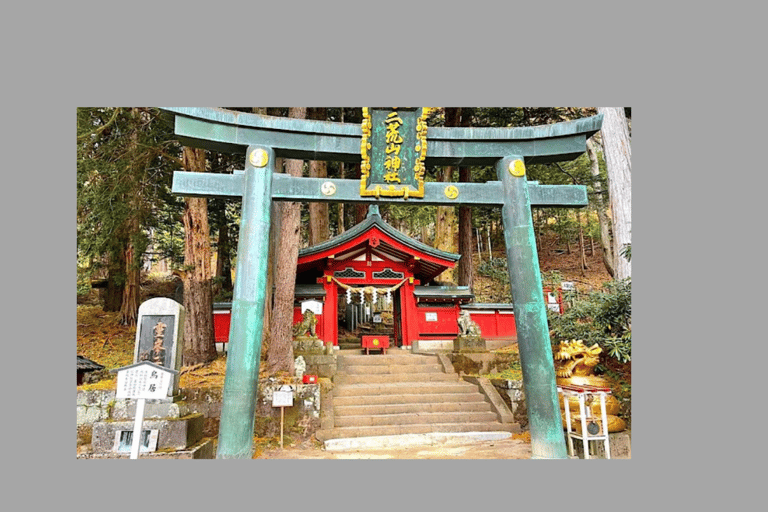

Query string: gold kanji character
386 125 403 145
385 143 401 155
383 171 401 183
385 155 401 171
384 112 403 126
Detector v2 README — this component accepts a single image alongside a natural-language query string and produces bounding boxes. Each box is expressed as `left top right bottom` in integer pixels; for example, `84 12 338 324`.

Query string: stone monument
133 297 184 395
89 298 213 458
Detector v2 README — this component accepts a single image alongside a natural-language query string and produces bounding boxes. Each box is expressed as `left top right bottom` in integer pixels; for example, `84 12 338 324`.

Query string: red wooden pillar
400 278 419 347
323 276 338 346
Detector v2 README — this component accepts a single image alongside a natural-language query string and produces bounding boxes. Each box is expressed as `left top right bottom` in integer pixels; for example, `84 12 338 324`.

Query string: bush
548 278 631 365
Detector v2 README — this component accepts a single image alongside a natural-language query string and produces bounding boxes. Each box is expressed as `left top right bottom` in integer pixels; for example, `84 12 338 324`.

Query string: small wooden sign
111 361 178 459
114 361 177 400
272 385 294 407
272 385 294 449
301 300 323 316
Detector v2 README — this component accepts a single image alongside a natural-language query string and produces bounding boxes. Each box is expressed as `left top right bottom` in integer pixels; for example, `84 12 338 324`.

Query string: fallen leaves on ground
512 431 531 442
77 305 229 391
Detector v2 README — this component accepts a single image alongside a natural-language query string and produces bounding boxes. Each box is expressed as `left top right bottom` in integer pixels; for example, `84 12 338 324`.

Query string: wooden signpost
272 385 294 449
163 107 603 459
113 361 178 459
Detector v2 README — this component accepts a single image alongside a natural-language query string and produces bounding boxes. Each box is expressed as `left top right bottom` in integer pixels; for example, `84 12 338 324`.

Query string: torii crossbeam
163 107 602 459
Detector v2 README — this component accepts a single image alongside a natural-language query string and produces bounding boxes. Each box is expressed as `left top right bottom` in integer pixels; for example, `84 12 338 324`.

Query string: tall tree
456 107 474 288
181 146 217 365
267 107 307 375
307 107 330 245
119 109 144 326
597 107 631 280
77 107 179 323
434 107 459 283
586 137 615 277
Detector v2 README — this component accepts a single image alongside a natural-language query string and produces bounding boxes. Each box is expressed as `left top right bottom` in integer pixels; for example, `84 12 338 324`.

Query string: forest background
76 107 631 396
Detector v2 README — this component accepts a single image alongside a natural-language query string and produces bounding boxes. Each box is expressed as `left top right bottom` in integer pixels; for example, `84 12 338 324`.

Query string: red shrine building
215 205 520 351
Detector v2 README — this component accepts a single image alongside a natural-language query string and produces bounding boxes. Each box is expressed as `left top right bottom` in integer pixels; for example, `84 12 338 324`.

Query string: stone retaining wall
490 379 528 429
77 380 322 443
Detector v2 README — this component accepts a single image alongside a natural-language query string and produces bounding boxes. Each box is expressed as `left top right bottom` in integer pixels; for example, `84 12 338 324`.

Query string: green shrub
548 278 631 365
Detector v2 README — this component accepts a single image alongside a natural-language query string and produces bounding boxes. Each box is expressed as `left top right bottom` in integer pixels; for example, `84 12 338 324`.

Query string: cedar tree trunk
308 107 330 245
267 107 307 375
586 137 615 277
181 146 217 366
597 107 631 280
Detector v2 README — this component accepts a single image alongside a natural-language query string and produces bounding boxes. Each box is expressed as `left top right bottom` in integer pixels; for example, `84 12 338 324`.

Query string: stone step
333 381 478 397
334 401 493 417
317 422 519 441
338 354 439 368
334 372 459 385
334 410 499 428
341 363 445 375
333 392 488 407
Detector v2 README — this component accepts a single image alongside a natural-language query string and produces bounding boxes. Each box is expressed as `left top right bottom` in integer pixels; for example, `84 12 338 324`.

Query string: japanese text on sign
116 364 173 399
384 111 403 183
360 107 429 199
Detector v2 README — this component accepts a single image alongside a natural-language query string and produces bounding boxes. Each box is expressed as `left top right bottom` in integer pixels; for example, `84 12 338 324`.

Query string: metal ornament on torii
164 107 603 459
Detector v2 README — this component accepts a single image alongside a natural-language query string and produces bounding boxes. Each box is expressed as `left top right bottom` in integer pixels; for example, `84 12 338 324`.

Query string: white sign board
115 362 175 400
272 385 294 407
425 312 438 322
301 300 323 316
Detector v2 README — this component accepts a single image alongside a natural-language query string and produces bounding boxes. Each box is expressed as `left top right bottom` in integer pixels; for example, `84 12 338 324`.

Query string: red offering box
361 335 389 354
302 374 317 384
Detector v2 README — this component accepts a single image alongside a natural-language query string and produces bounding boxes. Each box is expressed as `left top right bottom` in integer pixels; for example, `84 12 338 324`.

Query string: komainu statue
554 339 626 433
458 310 482 337
292 309 318 338
292 310 323 352
454 310 485 352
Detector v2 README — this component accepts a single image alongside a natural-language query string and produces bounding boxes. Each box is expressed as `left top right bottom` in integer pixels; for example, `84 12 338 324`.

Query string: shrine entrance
165 107 603 459
294 204 464 350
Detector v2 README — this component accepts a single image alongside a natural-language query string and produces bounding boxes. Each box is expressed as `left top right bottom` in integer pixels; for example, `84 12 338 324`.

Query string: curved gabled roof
298 205 459 282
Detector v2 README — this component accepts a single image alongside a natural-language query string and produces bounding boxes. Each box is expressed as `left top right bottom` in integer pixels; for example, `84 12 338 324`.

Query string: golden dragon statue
554 339 626 433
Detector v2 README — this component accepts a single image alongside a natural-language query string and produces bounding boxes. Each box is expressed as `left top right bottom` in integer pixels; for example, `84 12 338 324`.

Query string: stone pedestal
293 336 324 353
453 335 487 353
89 396 213 458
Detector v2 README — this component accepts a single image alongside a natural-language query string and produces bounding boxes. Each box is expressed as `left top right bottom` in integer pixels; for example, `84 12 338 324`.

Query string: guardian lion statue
457 310 482 337
292 309 318 338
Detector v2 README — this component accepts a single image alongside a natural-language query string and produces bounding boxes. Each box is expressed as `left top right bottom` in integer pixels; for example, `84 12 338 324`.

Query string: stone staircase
316 352 518 442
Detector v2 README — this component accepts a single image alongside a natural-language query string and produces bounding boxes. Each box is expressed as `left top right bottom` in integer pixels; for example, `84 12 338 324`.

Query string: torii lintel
161 107 602 166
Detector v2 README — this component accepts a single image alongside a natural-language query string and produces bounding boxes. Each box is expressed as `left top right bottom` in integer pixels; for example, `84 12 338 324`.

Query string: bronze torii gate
163 107 603 459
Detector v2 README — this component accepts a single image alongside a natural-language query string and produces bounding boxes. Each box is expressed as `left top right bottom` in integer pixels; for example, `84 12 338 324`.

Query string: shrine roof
298 205 460 282
77 355 104 372
414 286 474 302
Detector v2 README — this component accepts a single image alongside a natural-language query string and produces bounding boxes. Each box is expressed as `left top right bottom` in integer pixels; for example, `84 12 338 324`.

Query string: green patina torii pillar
498 156 565 458
217 146 274 457
163 107 602 459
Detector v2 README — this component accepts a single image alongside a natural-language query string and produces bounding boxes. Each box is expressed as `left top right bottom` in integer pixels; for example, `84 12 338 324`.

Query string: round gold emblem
321 181 337 196
249 148 269 168
509 159 525 177
444 185 459 199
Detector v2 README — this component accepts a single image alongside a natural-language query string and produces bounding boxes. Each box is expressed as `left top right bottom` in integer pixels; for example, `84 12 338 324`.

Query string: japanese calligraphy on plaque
360 107 428 198
138 315 174 369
